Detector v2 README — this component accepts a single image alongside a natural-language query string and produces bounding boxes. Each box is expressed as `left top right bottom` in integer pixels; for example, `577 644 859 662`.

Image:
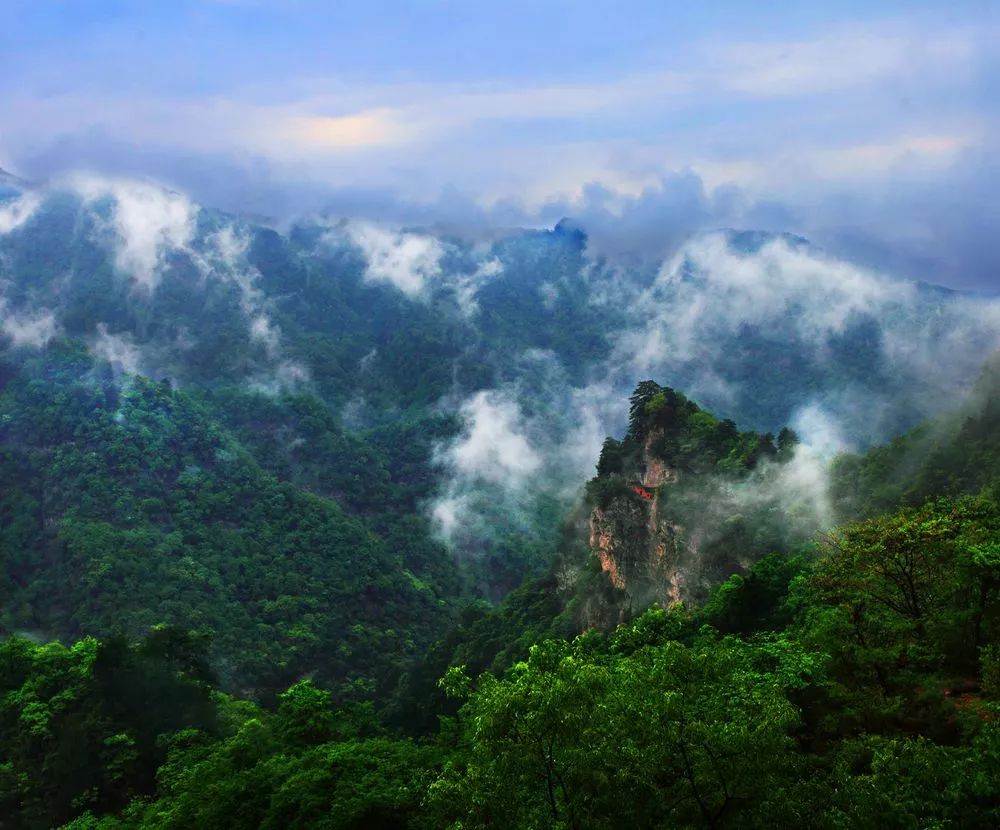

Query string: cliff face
586 429 686 620
576 380 795 628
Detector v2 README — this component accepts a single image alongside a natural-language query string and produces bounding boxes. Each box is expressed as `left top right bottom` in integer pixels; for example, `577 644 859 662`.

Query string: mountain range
3 174 1000 828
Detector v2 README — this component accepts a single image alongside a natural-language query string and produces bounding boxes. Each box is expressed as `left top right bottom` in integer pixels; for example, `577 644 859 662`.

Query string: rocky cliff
588 429 685 617
575 380 800 627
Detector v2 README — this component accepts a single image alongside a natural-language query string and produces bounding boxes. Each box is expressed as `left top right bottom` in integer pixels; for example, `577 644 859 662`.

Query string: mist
3 172 1000 574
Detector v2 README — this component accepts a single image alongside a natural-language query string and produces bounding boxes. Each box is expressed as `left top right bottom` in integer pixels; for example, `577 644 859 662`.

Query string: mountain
830 350 1000 517
2 175 1000 696
4 369 1000 829
1 177 997 439
0 348 454 696
578 381 806 623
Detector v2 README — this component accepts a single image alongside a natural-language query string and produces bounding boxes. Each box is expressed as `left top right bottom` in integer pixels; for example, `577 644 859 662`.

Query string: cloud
452 256 503 316
437 390 542 486
248 359 310 395
714 28 973 97
790 404 850 458
92 323 142 374
616 232 907 379
808 134 973 180
70 175 198 291
611 231 1000 442
0 192 41 235
429 357 626 553
430 382 569 549
3 15 989 255
197 224 307 382
249 314 281 352
0 302 57 347
346 222 445 296
289 109 417 149
425 226 1000 561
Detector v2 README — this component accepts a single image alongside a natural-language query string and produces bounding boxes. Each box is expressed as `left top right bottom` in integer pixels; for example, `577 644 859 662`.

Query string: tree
595 437 624 477
429 625 810 828
627 380 664 441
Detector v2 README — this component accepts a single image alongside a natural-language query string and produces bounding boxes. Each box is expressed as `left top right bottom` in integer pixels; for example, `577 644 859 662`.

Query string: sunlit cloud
289 108 415 149
2 6 996 287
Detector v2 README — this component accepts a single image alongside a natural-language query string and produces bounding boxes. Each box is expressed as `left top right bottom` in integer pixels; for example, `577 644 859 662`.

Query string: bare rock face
587 464 685 616
641 431 678 488
642 455 676 488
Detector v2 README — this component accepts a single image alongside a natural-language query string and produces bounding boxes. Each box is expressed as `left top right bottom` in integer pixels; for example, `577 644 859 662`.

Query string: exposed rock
588 486 683 615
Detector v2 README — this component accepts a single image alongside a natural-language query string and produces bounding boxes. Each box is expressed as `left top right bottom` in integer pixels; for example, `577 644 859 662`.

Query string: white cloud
0 302 57 347
250 314 281 354
92 323 142 374
453 256 503 315
70 175 198 291
0 192 41 235
619 232 914 377
713 30 957 97
347 222 445 296
247 359 310 395
791 404 850 458
209 224 249 264
441 390 541 486
199 224 293 364
431 492 471 542
430 388 549 548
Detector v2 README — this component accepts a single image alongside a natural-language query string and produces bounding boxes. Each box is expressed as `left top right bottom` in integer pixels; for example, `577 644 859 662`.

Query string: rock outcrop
576 379 795 628
587 428 686 615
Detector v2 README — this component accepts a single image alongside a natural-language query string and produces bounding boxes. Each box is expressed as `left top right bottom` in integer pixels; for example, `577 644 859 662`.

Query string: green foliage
697 552 810 634
6 488 1000 828
0 360 452 697
119 731 439 830
0 629 218 830
428 628 807 828
830 353 1000 518
616 379 786 478
594 437 623 477
5 187 1000 828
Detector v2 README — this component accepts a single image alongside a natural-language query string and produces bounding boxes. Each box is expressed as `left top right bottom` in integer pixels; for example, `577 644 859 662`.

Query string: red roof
631 483 654 500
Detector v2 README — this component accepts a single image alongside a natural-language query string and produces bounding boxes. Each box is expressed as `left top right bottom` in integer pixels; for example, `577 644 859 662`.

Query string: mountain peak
0 167 31 191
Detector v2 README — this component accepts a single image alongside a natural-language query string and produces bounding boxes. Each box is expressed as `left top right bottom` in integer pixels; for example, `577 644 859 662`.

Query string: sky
2 0 999 289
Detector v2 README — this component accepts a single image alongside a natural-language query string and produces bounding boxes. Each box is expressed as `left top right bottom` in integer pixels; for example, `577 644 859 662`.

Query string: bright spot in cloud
291 109 412 149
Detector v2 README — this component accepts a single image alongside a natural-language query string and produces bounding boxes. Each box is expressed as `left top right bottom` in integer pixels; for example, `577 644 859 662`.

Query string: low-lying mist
2 173 999 574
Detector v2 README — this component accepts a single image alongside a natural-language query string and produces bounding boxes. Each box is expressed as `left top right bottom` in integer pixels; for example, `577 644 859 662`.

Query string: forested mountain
4 369 1000 828
2 176 1000 828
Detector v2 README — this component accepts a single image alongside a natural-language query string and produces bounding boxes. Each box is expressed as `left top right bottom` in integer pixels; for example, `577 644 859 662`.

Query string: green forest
2 183 1000 828
4 357 1000 828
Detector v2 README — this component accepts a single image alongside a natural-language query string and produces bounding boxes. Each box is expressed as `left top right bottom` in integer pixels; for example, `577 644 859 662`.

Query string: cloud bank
70 176 198 292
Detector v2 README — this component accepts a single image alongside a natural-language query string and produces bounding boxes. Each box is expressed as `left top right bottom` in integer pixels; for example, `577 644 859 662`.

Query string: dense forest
2 179 1000 827
4 359 1000 828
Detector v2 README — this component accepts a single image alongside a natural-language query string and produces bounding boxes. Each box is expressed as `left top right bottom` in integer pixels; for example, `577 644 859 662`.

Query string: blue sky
2 1 998 288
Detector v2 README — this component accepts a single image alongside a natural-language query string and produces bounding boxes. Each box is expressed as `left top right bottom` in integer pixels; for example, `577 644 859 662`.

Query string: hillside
3 374 1000 828
2 178 998 607
0 345 457 697
3 176 1000 827
831 352 1000 517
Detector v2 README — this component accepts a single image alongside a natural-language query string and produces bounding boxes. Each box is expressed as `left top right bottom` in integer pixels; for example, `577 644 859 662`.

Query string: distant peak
0 167 31 189
552 217 588 244
718 229 811 253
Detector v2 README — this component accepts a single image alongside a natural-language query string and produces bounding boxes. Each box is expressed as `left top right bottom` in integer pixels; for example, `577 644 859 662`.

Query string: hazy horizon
3 0 999 290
